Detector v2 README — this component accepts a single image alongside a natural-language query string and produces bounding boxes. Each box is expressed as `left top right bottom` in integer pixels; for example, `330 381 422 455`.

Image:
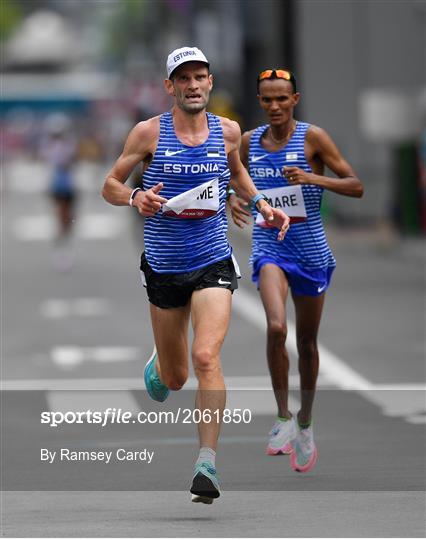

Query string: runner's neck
269 120 297 146
172 107 209 147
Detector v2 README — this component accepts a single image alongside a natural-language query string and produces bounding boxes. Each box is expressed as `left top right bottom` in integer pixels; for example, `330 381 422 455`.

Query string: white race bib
162 178 219 219
256 184 307 227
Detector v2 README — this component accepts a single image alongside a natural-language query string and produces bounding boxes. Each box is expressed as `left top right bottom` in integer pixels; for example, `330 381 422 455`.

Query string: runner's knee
267 320 288 342
192 348 220 375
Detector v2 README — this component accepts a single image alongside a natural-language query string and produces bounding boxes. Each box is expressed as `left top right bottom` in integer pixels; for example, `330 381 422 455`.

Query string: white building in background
4 10 82 69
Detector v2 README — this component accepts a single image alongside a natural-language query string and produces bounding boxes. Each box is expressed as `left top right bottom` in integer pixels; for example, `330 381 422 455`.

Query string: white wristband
129 187 142 206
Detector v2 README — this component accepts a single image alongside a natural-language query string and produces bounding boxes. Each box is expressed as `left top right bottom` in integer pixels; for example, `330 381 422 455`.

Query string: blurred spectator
40 112 78 271
208 90 242 128
77 133 103 163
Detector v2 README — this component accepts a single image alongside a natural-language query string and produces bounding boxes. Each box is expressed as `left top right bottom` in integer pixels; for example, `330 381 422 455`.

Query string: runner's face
168 63 212 113
257 79 300 126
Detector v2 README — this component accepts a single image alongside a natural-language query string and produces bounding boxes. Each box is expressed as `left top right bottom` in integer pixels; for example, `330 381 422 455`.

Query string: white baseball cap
166 46 209 78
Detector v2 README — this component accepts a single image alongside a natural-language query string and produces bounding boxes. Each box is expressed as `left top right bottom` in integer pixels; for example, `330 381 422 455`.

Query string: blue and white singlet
142 112 231 273
249 121 336 271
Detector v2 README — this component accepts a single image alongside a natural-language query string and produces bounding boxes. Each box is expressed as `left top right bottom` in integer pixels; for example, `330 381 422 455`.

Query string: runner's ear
164 79 174 96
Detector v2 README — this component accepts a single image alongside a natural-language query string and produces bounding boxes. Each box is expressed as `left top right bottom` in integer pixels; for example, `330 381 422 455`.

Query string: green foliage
103 0 150 63
0 0 23 42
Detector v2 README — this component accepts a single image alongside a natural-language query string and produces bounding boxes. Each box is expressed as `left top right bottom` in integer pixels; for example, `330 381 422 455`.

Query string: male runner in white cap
102 48 290 503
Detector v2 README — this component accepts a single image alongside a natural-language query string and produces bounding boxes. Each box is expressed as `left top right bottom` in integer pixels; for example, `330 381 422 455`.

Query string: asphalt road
1 160 425 537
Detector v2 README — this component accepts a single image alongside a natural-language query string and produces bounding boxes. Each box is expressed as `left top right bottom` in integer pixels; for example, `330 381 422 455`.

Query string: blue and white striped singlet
249 121 336 270
142 111 231 273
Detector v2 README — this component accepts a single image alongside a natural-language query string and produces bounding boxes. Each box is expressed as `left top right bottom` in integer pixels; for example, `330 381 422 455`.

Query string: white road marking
406 415 426 425
3 377 425 393
47 390 140 415
2 292 424 421
2 377 424 421
233 287 425 423
41 298 110 318
366 387 426 424
1 375 332 391
13 215 55 240
81 214 124 239
372 384 426 390
51 346 140 368
233 288 372 390
4 160 107 193
4 161 49 192
13 214 125 241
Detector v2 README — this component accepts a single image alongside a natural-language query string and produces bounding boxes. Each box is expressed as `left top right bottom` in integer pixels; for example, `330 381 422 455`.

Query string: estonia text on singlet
249 121 336 270
142 112 232 273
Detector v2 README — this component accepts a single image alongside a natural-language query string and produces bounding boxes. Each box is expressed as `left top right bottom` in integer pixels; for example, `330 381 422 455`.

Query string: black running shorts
140 253 239 309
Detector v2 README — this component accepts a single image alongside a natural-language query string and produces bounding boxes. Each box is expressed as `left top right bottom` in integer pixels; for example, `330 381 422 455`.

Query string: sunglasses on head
258 69 292 81
257 69 297 92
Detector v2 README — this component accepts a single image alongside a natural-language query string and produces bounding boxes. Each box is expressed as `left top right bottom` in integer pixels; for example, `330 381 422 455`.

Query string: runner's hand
283 166 313 185
258 201 290 241
228 194 251 228
133 183 168 217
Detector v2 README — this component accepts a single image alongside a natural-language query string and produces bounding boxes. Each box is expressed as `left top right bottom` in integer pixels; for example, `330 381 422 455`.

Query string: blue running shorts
252 256 335 297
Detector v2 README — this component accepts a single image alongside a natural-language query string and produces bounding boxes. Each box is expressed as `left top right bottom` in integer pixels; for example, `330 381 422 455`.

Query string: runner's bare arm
221 117 290 240
227 130 253 228
222 120 259 201
239 130 252 169
284 125 363 198
102 118 168 216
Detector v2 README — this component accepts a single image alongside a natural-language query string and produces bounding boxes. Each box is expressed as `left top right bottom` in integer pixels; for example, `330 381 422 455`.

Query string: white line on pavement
47 390 140 415
2 377 424 421
13 214 125 241
51 346 140 368
4 160 107 193
2 290 424 421
40 298 111 318
0 375 304 391
233 287 373 390
232 286 425 424
2 376 424 392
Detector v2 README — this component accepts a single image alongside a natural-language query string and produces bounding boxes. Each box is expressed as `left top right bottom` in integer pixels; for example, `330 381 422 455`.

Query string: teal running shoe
190 461 220 504
144 347 169 402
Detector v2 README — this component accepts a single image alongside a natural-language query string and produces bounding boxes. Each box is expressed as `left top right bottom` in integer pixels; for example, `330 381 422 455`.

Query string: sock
196 447 216 468
277 414 292 422
298 419 312 430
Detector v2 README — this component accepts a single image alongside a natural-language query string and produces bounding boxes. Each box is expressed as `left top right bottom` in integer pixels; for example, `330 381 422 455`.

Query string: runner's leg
56 198 74 239
149 303 191 389
292 292 325 424
51 197 75 271
190 287 232 450
259 263 291 418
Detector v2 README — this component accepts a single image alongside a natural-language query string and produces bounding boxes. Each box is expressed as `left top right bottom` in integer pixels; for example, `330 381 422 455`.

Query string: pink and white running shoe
290 424 318 472
266 417 297 455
